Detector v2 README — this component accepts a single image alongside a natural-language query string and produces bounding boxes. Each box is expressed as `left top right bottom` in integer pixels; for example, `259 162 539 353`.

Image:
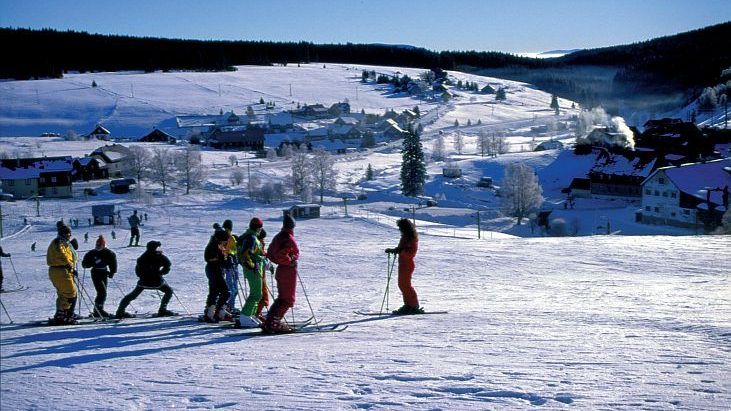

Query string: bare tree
432 135 445 161
478 131 489 157
128 146 151 186
176 144 205 194
453 132 464 155
290 151 310 196
258 181 276 203
266 148 278 160
282 145 294 159
310 148 338 204
230 169 244 186
149 147 175 194
228 154 238 166
248 174 261 198
500 162 543 225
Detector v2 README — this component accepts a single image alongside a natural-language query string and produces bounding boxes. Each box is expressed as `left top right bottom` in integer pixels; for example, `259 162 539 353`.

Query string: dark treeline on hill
2 23 730 114
0 27 545 80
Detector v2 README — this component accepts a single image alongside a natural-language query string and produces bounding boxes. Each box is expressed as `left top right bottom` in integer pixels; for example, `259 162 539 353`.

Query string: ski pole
171 290 191 316
379 253 396 315
0 298 13 324
109 276 137 313
296 271 320 331
73 275 100 318
236 275 247 311
8 256 24 288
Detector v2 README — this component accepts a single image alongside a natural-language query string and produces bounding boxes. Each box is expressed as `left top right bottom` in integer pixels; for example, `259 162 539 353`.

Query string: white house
641 159 731 228
87 125 111 140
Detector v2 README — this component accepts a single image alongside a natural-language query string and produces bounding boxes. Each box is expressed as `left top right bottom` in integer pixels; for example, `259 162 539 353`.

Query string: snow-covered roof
89 125 110 135
310 139 346 152
590 152 656 177
307 127 329 138
336 117 359 125
0 166 41 179
0 157 73 179
264 132 306 147
269 112 293 126
651 159 731 205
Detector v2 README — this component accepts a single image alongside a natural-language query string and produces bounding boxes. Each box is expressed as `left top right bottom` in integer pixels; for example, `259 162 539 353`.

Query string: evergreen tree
454 119 460 127
550 94 559 110
400 130 426 197
91 80 97 87
413 105 420 117
366 163 374 180
361 70 369 82
496 88 507 101
259 96 265 104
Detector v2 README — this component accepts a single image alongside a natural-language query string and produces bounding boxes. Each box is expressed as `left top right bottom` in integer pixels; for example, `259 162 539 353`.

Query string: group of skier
39 212 423 333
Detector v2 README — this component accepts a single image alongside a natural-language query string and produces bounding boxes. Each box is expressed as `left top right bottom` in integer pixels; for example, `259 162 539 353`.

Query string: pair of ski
0 286 29 294
228 318 348 336
22 312 182 327
354 310 448 317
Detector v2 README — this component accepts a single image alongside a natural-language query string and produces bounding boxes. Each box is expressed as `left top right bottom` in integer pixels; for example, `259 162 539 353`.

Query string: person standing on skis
115 240 175 318
46 222 78 325
222 219 240 316
262 214 299 334
0 246 10 292
237 218 266 328
128 210 141 247
254 228 273 323
81 235 117 318
385 218 423 315
202 225 232 322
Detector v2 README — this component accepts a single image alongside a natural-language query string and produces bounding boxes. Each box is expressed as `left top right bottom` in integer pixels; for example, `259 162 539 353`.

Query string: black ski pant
129 227 140 246
205 265 230 309
90 269 109 309
117 282 173 313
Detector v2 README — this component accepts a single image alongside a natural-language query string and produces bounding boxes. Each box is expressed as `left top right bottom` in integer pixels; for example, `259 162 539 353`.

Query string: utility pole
289 84 292 97
355 86 359 100
247 160 252 198
131 84 134 98
0 202 4 238
343 197 348 216
36 196 40 217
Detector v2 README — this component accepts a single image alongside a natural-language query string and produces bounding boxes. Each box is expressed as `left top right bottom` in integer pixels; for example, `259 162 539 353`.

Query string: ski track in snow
1 209 729 410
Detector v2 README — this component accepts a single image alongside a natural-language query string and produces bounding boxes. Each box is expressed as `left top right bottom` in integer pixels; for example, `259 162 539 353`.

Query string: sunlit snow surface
1 208 729 409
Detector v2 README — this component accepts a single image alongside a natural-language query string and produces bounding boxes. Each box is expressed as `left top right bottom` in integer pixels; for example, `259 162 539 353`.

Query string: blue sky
1 0 729 53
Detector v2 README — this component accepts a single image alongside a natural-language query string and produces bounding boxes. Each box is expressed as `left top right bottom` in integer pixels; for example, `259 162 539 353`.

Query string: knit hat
222 219 233 231
57 222 71 237
95 235 107 249
283 214 296 230
214 229 229 242
249 217 263 230
146 240 161 251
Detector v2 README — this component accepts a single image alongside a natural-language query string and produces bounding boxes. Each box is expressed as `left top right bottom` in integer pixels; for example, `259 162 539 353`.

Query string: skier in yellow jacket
47 222 78 325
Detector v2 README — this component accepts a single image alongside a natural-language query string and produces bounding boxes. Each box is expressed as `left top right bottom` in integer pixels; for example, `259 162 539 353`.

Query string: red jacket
267 228 299 266
396 237 418 262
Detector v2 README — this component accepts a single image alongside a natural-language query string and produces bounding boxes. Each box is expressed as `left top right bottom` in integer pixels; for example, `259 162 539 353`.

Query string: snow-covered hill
0 63 577 138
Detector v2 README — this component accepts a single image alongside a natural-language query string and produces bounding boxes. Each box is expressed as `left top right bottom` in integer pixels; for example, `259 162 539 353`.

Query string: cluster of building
175 102 419 153
0 144 134 199
564 119 731 230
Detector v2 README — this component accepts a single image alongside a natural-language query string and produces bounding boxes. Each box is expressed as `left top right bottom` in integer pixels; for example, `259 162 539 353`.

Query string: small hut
110 178 137 194
92 205 117 225
283 204 321 220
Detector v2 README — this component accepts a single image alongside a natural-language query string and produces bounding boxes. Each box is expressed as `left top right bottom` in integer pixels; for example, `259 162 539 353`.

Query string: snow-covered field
1 204 729 410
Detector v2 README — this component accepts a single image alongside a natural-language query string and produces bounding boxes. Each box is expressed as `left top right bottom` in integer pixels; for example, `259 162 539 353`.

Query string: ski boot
115 310 135 319
157 308 177 317
203 305 218 323
261 317 294 334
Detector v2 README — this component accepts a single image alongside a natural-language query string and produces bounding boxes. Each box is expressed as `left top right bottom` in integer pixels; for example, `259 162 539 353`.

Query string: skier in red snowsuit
386 218 423 315
262 214 299 333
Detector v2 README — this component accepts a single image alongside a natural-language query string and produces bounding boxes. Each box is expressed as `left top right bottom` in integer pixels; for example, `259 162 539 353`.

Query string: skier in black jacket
115 240 175 318
81 235 117 318
0 246 10 292
202 226 231 322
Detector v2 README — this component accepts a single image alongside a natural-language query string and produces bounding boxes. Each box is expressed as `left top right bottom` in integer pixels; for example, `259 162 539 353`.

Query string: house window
654 190 659 196
659 177 665 184
26 178 32 185
645 189 651 195
7 180 14 186
662 192 668 197
654 207 659 213
40 177 45 183
645 206 651 211
683 209 690 215
671 212 676 217
51 176 57 183
52 187 57 195
671 192 676 198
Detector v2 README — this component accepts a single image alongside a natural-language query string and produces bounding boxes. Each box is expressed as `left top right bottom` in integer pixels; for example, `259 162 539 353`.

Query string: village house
0 157 74 199
72 156 108 181
87 124 111 140
310 139 347 154
640 159 731 229
139 128 176 143
588 149 657 200
91 144 133 178
207 126 265 150
292 104 330 120
268 112 294 132
382 119 408 140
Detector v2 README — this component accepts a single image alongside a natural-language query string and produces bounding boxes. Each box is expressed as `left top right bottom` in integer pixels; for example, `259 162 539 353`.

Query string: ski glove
73 269 79 277
108 272 114 279
385 248 396 254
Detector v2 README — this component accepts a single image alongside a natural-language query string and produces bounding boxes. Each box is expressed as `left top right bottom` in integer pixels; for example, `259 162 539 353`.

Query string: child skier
46 222 78 325
202 225 232 322
115 240 176 318
262 215 299 334
81 235 118 318
222 219 240 316
385 218 424 315
128 210 141 247
0 246 9 292
237 218 265 328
